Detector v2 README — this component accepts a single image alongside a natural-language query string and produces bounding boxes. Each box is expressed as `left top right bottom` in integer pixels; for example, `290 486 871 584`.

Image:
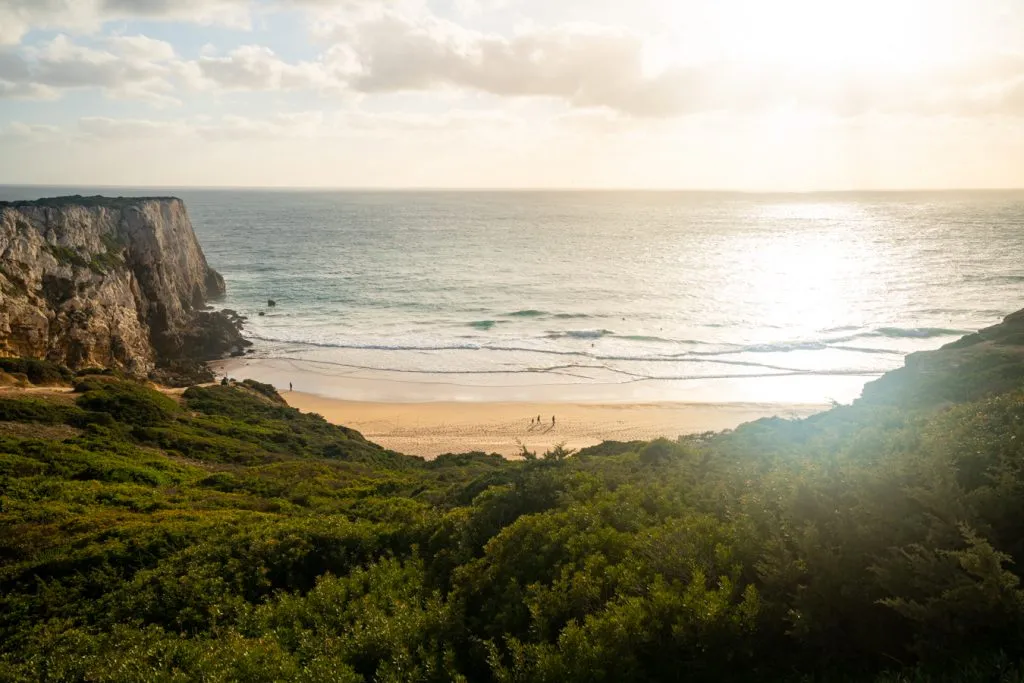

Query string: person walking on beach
289 382 293 392
552 415 556 427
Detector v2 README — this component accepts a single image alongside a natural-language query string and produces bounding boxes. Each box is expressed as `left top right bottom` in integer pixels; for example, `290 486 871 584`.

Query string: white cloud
329 14 697 116
27 34 178 104
0 0 403 46
0 81 59 100
2 9 1024 119
3 1 1024 118
187 45 338 92
322 11 1024 119
0 34 179 105
106 34 177 61
0 0 105 46
0 0 254 45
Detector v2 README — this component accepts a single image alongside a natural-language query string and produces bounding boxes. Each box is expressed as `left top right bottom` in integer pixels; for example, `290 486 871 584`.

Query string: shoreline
283 391 828 458
212 356 875 405
214 357 833 457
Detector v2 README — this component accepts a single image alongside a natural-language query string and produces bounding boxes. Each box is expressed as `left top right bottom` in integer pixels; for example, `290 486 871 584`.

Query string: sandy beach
283 391 826 458
213 357 832 458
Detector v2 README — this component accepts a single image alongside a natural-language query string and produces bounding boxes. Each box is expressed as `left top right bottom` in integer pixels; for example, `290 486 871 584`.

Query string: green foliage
0 195 178 209
75 378 180 425
89 250 123 275
0 358 73 385
0 396 81 424
542 442 576 461
44 244 89 268
241 378 286 402
3 358 1024 680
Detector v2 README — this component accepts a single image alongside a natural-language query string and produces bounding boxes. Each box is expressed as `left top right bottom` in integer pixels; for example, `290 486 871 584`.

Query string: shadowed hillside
861 308 1024 406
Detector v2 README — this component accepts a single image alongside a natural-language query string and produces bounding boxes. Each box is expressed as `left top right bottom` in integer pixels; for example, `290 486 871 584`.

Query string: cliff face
0 196 246 375
859 308 1024 407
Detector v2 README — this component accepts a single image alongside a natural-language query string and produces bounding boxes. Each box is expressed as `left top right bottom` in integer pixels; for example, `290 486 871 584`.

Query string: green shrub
4 347 1024 681
0 397 81 424
75 379 179 425
44 245 89 268
0 358 73 385
241 379 285 403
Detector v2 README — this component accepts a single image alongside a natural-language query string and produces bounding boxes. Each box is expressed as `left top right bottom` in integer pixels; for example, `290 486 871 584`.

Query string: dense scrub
0 195 178 209
0 358 73 385
2 370 1024 681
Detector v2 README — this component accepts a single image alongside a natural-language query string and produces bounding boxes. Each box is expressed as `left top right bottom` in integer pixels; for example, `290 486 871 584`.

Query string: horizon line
2 183 1024 194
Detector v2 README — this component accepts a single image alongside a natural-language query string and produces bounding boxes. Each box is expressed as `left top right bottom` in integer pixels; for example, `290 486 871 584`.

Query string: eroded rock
0 196 246 377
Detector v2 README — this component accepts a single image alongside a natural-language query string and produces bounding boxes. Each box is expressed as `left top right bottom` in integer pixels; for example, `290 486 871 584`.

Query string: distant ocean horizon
3 186 1023 404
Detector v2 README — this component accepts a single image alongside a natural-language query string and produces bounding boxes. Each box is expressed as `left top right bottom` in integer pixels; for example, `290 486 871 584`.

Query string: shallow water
3 187 1023 403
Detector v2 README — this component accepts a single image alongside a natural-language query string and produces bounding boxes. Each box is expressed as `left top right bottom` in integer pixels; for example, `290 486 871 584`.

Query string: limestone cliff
859 308 1024 406
0 195 247 376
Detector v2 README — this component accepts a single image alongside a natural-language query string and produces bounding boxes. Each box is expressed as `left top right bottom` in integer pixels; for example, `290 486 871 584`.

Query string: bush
0 358 73 385
242 379 285 403
75 379 179 425
0 397 81 424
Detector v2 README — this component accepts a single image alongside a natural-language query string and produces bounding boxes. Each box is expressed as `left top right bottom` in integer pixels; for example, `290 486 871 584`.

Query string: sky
1 0 1023 190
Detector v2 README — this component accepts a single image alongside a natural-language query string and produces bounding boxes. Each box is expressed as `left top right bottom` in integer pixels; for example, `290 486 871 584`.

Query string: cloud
317 10 1024 119
332 14 700 117
106 34 177 61
0 81 60 100
0 0 104 46
0 32 347 104
0 0 400 46
186 45 338 92
28 34 178 104
3 0 1024 121
0 34 178 105
0 0 254 45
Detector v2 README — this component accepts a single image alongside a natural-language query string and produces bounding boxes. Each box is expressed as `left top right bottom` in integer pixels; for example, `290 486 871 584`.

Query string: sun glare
692 0 948 73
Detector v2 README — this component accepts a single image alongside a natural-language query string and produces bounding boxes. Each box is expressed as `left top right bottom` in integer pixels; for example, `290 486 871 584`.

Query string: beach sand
283 392 826 458
212 357 831 458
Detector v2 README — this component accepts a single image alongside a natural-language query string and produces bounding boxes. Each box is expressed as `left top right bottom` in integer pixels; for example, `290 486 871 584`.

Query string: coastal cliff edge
0 195 247 382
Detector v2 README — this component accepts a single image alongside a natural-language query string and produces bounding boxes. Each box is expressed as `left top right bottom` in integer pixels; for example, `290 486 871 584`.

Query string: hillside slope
861 308 1024 406
3 309 1024 681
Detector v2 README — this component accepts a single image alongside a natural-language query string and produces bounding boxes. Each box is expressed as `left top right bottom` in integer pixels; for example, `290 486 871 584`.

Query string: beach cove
214 357 829 457
280 393 826 458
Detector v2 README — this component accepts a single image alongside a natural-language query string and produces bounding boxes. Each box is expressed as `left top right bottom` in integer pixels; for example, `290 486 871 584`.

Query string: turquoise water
3 187 1023 402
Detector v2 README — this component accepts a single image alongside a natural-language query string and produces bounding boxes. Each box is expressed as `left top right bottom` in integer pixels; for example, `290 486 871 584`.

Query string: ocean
3 187 1023 404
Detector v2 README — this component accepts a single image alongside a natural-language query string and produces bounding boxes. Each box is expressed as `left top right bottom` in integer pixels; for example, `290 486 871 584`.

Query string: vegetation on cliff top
2 346 1024 681
0 195 180 210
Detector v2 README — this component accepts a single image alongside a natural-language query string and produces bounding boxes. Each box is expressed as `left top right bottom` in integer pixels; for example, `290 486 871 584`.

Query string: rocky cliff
0 196 247 378
860 308 1024 406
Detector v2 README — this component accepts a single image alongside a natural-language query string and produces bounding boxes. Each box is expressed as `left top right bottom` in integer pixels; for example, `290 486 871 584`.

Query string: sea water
3 187 1023 403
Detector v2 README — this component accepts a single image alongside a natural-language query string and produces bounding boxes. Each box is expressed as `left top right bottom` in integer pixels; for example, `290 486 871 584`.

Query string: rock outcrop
0 195 248 377
859 308 1024 406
